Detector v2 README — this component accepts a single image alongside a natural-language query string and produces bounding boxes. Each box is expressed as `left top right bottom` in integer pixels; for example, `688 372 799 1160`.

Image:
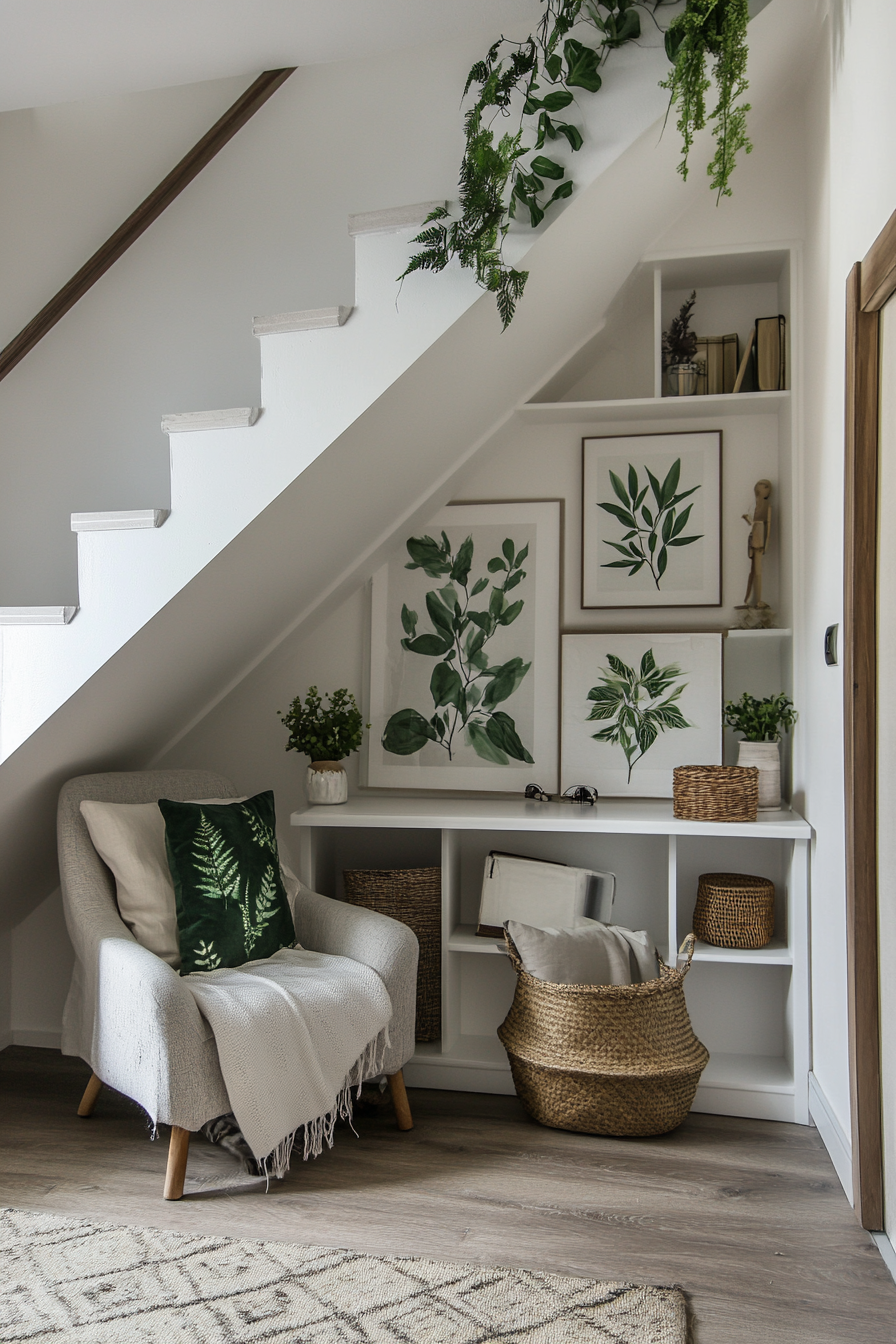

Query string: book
753 314 787 390
732 327 755 393
477 851 616 938
694 333 740 394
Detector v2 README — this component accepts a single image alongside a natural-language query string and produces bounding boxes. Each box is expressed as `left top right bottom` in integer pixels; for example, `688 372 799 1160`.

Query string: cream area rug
0 1207 687 1342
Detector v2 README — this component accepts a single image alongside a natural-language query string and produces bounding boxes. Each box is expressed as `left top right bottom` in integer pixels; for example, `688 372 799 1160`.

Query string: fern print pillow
159 791 296 975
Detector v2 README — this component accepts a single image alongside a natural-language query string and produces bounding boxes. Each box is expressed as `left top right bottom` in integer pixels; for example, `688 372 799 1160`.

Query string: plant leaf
400 604 418 637
564 39 603 93
430 662 464 710
482 656 530 708
403 633 453 657
530 155 564 180
467 720 509 764
609 470 630 506
382 708 438 756
486 711 534 763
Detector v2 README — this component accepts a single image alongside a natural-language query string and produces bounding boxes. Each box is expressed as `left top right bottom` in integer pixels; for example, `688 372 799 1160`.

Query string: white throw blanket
184 948 393 1176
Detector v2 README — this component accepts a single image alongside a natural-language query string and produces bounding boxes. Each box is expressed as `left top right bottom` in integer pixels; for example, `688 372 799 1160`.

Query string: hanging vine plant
401 0 752 329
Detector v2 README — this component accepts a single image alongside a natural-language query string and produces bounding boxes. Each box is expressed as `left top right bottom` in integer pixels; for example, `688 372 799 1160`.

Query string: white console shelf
292 795 811 1124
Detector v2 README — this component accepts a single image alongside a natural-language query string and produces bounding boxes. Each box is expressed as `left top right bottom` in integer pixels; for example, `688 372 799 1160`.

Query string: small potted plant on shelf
278 686 367 805
662 290 700 396
723 692 798 811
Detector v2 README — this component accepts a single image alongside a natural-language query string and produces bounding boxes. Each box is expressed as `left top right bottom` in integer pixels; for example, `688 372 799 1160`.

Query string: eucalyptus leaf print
586 648 691 782
382 531 535 766
598 458 703 590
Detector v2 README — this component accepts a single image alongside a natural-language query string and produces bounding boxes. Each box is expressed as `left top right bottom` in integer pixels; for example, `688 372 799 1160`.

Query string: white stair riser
71 510 167 532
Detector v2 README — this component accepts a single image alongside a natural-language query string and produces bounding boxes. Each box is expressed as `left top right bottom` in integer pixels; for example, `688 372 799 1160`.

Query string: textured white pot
306 760 348 805
737 741 781 810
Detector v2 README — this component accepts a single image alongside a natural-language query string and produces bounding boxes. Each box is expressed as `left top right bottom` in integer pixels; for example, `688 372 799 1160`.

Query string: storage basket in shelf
498 933 709 1137
693 872 776 949
342 866 441 1042
673 765 759 822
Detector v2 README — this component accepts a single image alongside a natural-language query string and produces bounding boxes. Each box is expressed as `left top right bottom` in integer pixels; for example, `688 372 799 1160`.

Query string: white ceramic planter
737 741 781 810
306 760 348 805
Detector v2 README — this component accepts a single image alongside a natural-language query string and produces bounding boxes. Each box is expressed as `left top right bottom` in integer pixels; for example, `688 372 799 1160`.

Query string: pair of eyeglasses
524 783 599 806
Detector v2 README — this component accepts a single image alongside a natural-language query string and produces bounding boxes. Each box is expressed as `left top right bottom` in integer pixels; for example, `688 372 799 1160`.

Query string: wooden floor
1 1047 893 1342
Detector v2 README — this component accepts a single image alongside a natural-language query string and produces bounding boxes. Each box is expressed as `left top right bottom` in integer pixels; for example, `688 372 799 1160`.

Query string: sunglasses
524 783 599 806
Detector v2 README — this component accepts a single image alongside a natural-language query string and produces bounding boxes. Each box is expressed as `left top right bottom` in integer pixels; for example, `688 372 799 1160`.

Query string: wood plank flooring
1 1046 893 1342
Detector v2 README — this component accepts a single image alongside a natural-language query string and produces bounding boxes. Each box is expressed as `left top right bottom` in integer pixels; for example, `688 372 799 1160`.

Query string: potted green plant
278 686 366 805
723 692 797 810
662 290 700 396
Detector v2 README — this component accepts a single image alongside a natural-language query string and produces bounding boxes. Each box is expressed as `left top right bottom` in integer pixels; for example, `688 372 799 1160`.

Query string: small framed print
367 500 560 792
582 431 721 608
561 632 723 798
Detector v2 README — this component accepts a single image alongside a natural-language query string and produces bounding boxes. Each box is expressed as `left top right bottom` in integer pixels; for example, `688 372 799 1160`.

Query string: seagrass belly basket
498 934 709 1137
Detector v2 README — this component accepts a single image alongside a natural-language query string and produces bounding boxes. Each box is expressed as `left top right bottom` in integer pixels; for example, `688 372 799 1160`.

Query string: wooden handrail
0 67 296 384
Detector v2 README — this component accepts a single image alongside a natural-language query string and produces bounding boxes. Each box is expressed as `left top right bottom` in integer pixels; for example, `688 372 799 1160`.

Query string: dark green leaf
545 52 562 81
627 464 639 500
405 535 451 577
514 542 529 567
657 547 668 579
661 458 681 507
498 599 524 626
671 504 693 538
482 656 530 708
487 557 507 573
489 587 505 619
504 568 525 591
502 538 515 564
548 179 574 204
403 633 453 657
400 604 417 636
450 535 474 585
607 655 635 682
467 721 509 764
640 648 656 679
430 662 464 710
554 122 584 152
667 534 702 547
486 711 534 763
426 591 455 637
382 708 438 756
609 470 630 506
470 576 489 596
641 505 654 527
598 501 638 529
662 509 675 543
646 468 663 507
530 155 564 180
540 89 575 112
467 611 491 630
564 39 603 93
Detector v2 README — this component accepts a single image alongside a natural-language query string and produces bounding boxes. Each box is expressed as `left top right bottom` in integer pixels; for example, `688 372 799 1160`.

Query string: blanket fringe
259 1026 390 1183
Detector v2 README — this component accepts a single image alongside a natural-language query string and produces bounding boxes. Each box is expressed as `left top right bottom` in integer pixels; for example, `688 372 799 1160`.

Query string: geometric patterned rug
0 1207 688 1342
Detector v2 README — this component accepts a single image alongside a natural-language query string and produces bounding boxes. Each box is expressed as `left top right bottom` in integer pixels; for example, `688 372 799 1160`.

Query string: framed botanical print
561 632 723 797
582 431 721 608
367 501 560 791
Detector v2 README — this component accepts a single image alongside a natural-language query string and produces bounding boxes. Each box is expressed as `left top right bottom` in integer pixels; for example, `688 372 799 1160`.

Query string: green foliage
724 692 797 743
598 456 703 590
662 290 698 367
192 814 240 907
383 532 534 765
586 648 690 783
660 0 751 199
403 0 752 327
278 686 367 761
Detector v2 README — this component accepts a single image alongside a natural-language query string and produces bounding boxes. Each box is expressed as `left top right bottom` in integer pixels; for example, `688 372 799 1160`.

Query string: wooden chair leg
164 1126 191 1200
387 1070 414 1131
77 1073 103 1118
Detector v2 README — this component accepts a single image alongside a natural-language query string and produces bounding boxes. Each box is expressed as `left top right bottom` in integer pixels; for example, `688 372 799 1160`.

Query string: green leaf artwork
382 532 534 766
586 648 691 782
598 457 703 590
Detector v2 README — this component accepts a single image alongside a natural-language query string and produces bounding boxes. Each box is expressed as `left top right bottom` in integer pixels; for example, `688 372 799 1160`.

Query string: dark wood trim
860 210 896 312
843 261 884 1230
0 67 295 384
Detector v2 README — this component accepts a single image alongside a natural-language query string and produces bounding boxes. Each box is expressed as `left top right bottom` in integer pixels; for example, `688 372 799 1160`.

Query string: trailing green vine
661 0 751 198
401 0 752 328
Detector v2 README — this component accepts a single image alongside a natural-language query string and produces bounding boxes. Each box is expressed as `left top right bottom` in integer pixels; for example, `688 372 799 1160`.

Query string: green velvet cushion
159 791 296 975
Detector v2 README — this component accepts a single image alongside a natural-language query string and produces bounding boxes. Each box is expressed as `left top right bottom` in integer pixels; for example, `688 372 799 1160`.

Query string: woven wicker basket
342 867 441 1042
693 872 776 949
498 933 709 1137
673 765 759 822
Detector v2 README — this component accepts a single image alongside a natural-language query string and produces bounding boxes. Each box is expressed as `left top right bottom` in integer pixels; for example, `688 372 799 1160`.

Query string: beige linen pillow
505 917 657 987
79 796 302 969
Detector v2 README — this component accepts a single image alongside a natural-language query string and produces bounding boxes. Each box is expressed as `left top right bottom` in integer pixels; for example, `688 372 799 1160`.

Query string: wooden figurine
738 479 772 609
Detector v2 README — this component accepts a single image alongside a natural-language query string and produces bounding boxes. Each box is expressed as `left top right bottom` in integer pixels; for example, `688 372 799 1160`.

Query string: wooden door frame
844 208 896 1230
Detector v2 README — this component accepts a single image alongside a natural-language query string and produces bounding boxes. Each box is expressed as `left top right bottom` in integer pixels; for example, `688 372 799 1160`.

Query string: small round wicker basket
498 933 709 1137
693 872 776 949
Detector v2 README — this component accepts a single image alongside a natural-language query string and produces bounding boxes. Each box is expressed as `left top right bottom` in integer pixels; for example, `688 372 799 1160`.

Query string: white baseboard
871 1231 896 1284
808 1071 853 1203
11 1030 62 1049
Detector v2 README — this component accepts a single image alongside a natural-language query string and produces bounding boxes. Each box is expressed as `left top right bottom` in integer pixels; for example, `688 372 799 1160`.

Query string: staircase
0 0 794 931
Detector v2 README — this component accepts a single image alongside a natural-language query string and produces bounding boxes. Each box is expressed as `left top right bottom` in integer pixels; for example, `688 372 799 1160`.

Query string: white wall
0 36 496 604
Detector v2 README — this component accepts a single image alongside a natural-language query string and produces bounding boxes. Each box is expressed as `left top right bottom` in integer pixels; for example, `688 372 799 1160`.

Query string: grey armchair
58 769 419 1199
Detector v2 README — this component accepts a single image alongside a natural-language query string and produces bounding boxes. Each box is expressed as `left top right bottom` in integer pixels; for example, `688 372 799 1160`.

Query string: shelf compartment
448 924 507 955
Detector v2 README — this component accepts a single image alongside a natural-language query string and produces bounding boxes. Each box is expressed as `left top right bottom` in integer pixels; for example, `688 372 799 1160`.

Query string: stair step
161 407 260 434
71 509 168 533
0 606 77 625
252 306 352 337
348 201 444 236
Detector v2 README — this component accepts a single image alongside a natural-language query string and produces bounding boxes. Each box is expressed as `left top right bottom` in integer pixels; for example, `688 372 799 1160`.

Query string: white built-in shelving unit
292 795 811 1124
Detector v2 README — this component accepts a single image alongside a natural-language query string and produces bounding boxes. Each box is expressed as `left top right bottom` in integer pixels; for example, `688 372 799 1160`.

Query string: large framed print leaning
582 432 721 608
561 632 723 797
367 501 561 792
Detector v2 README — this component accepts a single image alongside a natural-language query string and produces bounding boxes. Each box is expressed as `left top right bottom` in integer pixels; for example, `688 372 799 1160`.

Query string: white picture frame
582 431 722 608
367 501 560 792
561 632 723 797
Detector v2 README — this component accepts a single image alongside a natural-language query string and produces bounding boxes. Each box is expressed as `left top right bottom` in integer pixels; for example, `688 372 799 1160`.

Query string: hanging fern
402 0 752 328
661 0 751 199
